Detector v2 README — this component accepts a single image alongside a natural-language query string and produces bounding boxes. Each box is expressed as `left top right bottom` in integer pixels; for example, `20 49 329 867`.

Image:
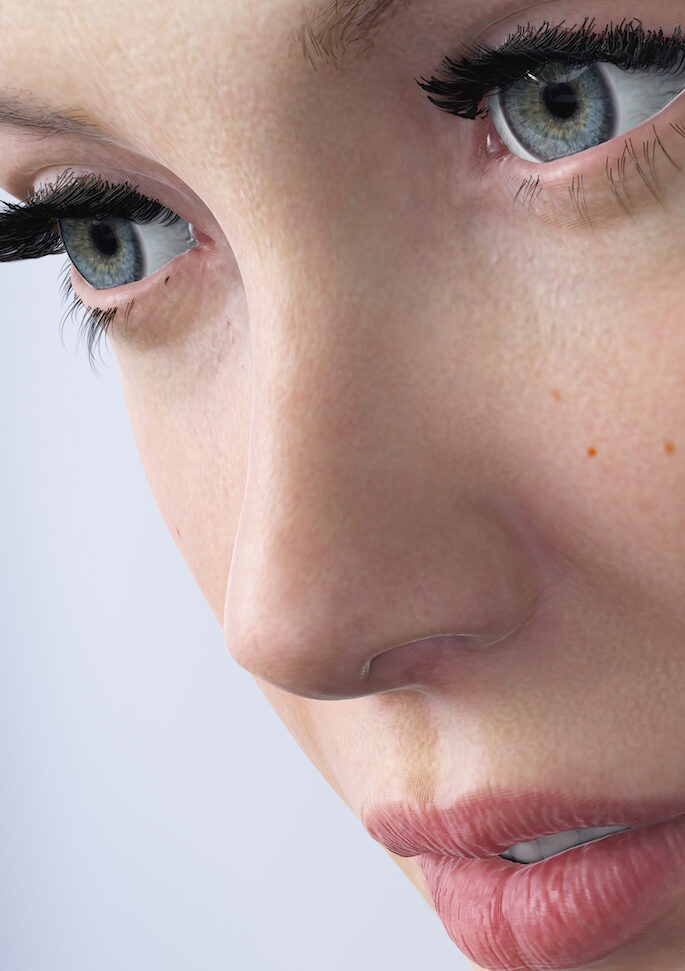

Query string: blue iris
499 63 618 162
59 216 145 289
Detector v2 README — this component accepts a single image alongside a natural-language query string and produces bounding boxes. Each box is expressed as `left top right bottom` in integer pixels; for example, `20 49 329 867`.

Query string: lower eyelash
57 260 135 372
568 173 593 228
509 121 685 226
512 174 544 211
601 127 678 216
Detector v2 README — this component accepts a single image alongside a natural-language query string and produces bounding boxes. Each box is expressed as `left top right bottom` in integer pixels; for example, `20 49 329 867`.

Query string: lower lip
418 814 685 971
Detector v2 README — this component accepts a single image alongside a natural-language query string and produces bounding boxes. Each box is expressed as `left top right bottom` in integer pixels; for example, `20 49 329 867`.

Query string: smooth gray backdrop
0 188 470 971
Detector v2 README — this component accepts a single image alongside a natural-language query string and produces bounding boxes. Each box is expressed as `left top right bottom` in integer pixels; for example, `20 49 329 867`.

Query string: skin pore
4 0 685 968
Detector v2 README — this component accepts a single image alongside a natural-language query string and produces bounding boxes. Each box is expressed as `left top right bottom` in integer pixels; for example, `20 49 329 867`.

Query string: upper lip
361 787 685 859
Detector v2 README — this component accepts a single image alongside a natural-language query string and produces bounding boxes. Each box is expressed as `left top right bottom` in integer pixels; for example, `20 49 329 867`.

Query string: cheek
452 206 685 592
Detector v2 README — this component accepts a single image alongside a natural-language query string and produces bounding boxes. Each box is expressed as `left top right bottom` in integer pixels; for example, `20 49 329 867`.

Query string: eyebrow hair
293 0 414 67
0 89 120 144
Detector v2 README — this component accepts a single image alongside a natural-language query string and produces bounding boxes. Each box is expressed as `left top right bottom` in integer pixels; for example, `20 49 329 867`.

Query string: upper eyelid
30 170 188 226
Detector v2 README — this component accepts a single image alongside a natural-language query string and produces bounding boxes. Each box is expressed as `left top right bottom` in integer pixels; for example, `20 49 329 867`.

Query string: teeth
499 825 633 864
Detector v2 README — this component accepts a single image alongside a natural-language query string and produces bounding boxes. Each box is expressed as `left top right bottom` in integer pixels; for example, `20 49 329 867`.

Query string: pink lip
361 785 685 859
362 787 685 970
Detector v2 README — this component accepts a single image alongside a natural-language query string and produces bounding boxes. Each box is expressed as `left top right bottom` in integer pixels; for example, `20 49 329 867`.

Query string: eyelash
415 18 685 120
0 169 182 369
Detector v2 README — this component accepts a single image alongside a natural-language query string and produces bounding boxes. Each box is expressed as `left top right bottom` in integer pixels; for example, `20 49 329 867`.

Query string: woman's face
6 0 685 967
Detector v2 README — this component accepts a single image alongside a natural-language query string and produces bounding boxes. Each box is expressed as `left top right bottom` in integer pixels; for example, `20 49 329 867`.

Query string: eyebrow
294 0 414 67
0 89 119 144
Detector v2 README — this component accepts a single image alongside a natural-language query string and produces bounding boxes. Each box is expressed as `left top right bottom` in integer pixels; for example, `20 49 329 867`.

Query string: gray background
0 188 469 970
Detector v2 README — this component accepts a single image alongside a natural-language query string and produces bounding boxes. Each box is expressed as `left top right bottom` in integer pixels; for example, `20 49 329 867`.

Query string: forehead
0 0 674 125
0 0 501 142
0 1 412 185
0 1 460 207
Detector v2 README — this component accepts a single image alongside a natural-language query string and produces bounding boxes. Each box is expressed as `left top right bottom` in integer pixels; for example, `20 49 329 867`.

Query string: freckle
587 447 597 457
550 389 562 402
175 526 181 538
665 441 676 455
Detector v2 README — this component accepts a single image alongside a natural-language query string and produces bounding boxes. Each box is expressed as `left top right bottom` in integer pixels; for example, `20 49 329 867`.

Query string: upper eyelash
0 168 180 260
0 168 181 371
415 17 685 120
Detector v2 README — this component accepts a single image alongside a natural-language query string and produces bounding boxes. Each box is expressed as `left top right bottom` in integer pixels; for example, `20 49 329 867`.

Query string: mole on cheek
587 447 597 457
665 441 676 455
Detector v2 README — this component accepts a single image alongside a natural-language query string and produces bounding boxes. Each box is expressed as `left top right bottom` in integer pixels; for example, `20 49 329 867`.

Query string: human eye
0 168 199 365
415 17 685 221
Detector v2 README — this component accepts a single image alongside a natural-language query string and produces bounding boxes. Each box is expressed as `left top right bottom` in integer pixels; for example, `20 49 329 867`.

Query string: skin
3 0 685 967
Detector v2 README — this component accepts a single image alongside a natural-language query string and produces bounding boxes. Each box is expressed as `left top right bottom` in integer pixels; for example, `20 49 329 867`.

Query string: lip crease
361 786 685 859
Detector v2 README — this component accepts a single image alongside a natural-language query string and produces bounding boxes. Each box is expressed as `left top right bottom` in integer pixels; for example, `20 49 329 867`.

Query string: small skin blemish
550 389 562 402
175 526 181 538
588 447 597 457
165 276 170 285
665 441 676 455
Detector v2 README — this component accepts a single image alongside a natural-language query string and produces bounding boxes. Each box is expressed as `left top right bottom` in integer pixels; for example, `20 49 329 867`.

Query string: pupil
90 221 119 257
543 82 579 120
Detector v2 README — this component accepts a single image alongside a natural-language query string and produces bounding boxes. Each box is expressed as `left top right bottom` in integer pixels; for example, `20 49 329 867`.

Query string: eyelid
26 167 216 307
53 178 220 368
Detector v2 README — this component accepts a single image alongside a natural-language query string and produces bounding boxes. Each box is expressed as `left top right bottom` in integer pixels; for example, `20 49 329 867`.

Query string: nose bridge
222 275 540 699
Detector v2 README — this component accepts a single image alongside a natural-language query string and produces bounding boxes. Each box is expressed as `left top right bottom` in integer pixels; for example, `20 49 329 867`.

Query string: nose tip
223 506 542 698
223 422 541 699
224 578 537 699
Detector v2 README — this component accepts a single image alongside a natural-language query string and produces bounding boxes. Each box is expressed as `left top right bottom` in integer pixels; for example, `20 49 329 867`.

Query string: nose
222 306 540 701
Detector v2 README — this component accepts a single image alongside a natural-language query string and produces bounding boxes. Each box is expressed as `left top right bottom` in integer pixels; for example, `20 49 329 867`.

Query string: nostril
361 624 530 693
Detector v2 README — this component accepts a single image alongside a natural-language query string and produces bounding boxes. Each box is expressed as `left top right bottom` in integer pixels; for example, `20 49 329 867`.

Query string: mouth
362 786 685 970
